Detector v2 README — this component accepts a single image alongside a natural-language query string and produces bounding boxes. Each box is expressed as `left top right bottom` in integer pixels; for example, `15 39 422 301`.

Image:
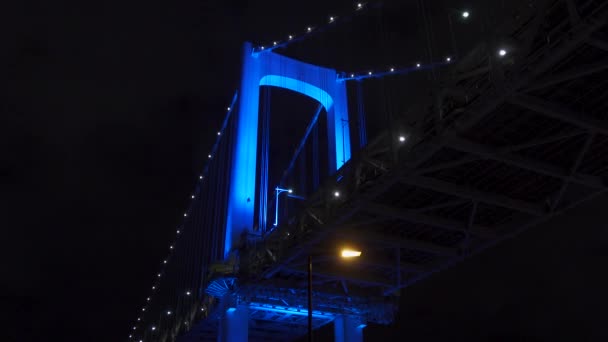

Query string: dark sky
2 0 608 341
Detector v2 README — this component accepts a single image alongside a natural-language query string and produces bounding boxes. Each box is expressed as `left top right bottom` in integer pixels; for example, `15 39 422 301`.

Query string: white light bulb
170 245 174 249
368 71 372 75
142 308 146 312
446 57 451 62
163 260 167 264
399 136 406 142
227 107 231 111
201 307 205 311
191 195 195 199
151 326 156 331
260 46 264 50
350 73 355 77
288 35 293 40
157 273 161 277
499 49 507 56
137 318 141 321
273 41 277 46
416 63 421 67
133 326 137 330
217 131 221 136
357 3 362 8
146 297 150 301
288 189 293 193
307 27 312 32
184 213 188 217
462 11 470 18
390 68 395 72
176 230 180 234
152 286 156 290
208 154 212 158
330 16 334 22
129 335 132 338
199 175 203 179
186 291 191 296
334 191 340 197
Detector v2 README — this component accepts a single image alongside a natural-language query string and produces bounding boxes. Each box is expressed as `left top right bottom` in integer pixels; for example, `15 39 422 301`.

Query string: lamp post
308 248 362 342
273 187 293 227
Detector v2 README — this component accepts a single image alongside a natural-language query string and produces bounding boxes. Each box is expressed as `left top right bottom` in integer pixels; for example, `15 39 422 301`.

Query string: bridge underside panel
225 42 351 258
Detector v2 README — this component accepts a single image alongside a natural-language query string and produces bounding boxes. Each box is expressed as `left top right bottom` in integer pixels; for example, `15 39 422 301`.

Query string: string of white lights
253 2 377 53
129 92 238 340
337 57 455 82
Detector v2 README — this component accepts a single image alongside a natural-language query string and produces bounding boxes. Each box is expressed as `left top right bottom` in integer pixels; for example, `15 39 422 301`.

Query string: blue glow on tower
224 42 351 258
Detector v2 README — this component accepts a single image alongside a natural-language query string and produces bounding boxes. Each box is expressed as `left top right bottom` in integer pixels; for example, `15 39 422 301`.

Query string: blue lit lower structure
225 42 351 259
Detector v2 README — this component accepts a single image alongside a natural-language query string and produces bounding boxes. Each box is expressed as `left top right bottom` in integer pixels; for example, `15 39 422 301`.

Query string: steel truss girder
334 227 459 256
525 58 608 91
445 135 605 189
509 94 608 135
362 202 491 237
399 174 546 216
287 264 395 288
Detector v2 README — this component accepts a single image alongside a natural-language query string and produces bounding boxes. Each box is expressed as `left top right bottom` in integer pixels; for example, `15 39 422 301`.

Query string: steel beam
287 265 395 288
400 174 546 216
500 130 583 153
362 202 492 236
525 59 608 91
587 36 608 52
446 135 606 189
335 228 459 256
508 94 608 136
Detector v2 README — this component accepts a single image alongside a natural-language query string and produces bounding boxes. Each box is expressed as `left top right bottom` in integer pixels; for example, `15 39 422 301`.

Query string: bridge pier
334 315 366 342
218 305 248 342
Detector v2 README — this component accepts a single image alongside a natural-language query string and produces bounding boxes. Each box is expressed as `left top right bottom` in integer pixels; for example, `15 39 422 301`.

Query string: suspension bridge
128 0 608 341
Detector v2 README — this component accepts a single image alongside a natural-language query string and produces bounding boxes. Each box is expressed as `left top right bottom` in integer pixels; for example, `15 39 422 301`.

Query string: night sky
2 0 608 341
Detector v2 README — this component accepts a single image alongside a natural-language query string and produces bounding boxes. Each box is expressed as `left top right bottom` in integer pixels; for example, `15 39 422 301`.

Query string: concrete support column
218 305 248 342
334 315 365 342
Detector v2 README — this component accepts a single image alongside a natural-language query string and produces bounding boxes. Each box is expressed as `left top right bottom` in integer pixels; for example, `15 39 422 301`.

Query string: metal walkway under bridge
130 1 608 341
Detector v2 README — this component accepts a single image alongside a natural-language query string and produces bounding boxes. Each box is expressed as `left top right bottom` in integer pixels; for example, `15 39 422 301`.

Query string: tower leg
218 305 248 342
334 315 365 342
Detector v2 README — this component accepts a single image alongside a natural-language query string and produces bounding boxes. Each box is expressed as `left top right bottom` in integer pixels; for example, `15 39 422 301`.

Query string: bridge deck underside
241 0 608 325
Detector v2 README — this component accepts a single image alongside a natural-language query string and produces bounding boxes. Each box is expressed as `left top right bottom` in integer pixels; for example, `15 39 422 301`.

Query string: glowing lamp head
227 106 231 111
341 249 362 258
368 71 372 75
390 68 395 72
399 135 406 142
350 73 355 77
217 131 221 136
163 260 167 264
329 16 334 22
199 175 203 179
288 189 293 193
446 57 451 62
334 191 340 198
288 35 293 40
273 41 277 46
416 63 421 67
208 154 212 159
307 27 312 32
357 3 362 8
151 326 156 331
191 195 195 199
462 11 470 18
133 326 137 330
146 297 150 301
167 311 172 315
499 49 507 57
